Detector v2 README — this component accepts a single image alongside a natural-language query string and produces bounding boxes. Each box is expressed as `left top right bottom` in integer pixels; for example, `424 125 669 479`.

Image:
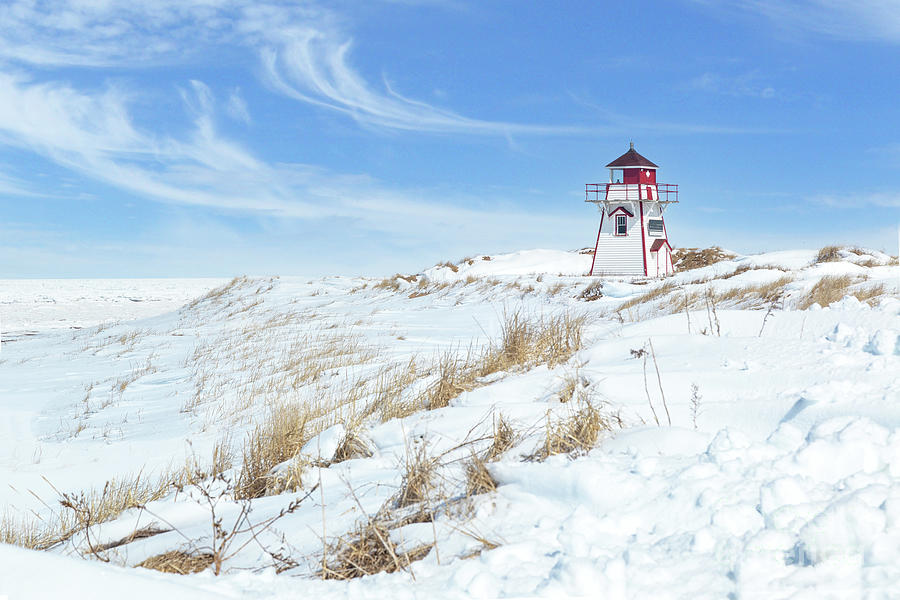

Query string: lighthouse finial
629 140 634 150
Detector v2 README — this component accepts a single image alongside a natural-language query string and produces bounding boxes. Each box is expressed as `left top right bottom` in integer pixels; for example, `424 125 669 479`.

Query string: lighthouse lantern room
586 144 678 277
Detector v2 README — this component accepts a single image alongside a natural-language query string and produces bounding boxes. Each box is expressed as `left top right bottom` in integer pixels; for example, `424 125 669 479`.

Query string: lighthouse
585 144 678 277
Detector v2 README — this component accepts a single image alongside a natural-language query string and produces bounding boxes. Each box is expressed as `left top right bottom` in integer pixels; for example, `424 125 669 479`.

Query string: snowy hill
1 246 899 598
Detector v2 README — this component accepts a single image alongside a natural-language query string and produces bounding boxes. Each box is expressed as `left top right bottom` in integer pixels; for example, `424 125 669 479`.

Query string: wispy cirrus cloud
0 68 587 250
694 1 900 43
250 25 597 136
0 0 774 255
812 191 900 208
689 71 777 99
0 0 609 232
0 1 596 137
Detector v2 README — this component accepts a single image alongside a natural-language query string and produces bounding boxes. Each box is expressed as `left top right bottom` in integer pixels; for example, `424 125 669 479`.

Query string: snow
423 248 592 281
0 278 226 336
1 247 899 598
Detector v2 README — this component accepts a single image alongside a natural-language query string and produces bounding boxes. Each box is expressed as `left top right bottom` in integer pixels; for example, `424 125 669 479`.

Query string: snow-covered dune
1 247 899 599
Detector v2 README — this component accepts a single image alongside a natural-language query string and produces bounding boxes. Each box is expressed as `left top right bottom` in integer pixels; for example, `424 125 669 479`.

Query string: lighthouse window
648 219 664 236
615 214 628 235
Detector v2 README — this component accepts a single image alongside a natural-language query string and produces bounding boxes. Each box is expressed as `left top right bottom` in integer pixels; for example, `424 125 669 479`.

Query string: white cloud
226 88 251 124
689 71 778 99
0 0 776 267
250 22 597 136
0 69 592 253
0 1 596 137
696 1 900 43
813 191 900 208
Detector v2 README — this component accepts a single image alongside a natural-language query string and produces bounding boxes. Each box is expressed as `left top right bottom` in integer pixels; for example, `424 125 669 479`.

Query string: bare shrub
0 473 173 555
436 261 459 273
578 280 604 301
137 551 214 574
815 245 842 263
689 383 702 430
95 524 170 552
799 275 854 309
64 473 177 543
671 247 736 271
2 445 235 552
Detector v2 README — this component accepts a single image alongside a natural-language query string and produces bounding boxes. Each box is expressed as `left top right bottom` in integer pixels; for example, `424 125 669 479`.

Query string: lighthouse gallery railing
585 183 679 203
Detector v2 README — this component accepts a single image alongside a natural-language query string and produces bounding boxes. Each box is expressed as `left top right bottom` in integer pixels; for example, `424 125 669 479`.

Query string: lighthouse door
650 250 659 276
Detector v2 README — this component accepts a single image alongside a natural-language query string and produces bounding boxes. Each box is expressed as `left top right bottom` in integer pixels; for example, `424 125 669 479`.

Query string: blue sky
1 1 898 277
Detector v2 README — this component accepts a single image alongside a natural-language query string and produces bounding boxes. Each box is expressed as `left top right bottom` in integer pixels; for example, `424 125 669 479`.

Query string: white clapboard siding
592 204 645 275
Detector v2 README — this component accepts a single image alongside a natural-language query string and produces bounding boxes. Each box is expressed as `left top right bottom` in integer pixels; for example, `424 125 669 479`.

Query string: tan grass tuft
617 282 676 312
426 350 478 410
0 511 66 550
487 414 516 460
322 520 432 580
425 310 587 411
799 275 854 309
371 359 424 422
235 403 310 499
137 551 214 574
396 443 438 508
332 428 373 463
373 276 403 292
2 469 179 551
436 260 459 273
465 455 497 496
483 309 586 373
536 402 616 460
713 275 794 306
852 283 887 306
547 282 567 296
815 245 842 263
671 247 735 271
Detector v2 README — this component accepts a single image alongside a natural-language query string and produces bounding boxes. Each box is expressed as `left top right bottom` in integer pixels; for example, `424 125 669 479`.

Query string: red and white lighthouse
586 144 678 277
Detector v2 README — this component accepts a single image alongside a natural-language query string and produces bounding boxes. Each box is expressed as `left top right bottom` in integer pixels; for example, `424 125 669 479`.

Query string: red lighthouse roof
605 143 659 169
